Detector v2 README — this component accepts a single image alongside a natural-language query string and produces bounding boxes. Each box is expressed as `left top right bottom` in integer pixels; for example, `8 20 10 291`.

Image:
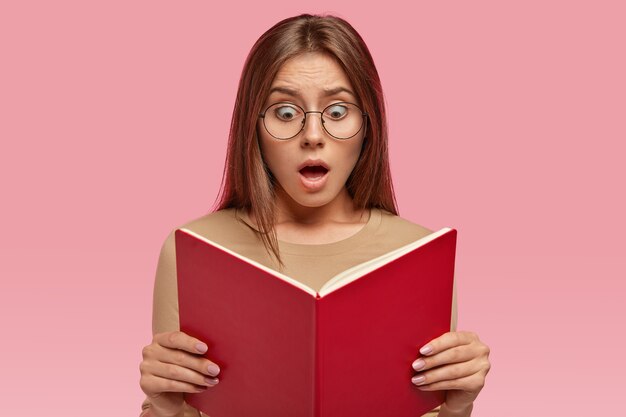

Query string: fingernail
412 359 425 371
207 364 220 376
412 375 425 385
205 377 219 385
420 345 432 355
196 343 208 353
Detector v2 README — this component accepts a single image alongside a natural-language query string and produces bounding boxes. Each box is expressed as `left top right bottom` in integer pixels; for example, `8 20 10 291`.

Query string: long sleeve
418 273 459 417
140 229 208 417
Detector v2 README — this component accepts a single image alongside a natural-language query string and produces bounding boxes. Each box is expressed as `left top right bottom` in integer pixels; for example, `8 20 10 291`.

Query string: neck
272 186 367 226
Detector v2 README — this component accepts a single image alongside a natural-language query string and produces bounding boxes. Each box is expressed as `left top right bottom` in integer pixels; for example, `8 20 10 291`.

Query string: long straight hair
213 13 398 268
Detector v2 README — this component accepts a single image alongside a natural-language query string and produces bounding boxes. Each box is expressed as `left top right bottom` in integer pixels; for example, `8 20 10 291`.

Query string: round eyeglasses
258 101 368 140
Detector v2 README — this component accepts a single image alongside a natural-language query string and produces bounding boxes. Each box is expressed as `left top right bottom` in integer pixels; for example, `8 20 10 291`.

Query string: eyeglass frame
258 101 369 140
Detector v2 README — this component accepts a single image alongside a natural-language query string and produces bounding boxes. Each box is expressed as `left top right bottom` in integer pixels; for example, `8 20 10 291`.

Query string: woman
139 13 490 417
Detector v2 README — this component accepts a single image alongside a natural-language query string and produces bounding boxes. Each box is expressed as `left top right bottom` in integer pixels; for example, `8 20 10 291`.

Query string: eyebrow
268 86 356 98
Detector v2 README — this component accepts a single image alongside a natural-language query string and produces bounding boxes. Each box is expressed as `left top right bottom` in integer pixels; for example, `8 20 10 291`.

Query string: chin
292 195 334 208
284 188 339 209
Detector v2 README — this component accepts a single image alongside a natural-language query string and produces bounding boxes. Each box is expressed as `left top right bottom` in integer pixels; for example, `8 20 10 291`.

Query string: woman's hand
410 331 490 413
139 331 221 417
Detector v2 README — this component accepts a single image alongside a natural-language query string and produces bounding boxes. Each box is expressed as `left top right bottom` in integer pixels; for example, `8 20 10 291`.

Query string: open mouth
299 165 329 180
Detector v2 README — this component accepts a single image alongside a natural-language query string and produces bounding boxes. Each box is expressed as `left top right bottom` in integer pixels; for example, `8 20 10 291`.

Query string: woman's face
257 52 366 211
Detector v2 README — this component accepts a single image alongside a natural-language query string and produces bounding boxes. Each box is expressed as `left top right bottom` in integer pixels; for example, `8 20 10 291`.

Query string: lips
300 165 328 179
298 159 330 191
297 159 330 175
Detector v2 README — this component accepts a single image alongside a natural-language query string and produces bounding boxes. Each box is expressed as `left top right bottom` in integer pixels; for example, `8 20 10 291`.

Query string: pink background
1 1 624 415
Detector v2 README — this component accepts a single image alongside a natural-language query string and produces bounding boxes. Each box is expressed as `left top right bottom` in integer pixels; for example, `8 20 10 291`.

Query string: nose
300 112 326 148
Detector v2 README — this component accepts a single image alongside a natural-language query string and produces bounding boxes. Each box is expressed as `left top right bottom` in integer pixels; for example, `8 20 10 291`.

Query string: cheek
344 139 365 170
261 145 282 173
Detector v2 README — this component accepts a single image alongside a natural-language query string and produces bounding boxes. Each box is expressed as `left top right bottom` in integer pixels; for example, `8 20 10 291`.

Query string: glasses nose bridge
301 110 326 134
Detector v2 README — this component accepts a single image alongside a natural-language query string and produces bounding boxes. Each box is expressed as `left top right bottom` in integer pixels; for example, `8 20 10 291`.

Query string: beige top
140 207 458 417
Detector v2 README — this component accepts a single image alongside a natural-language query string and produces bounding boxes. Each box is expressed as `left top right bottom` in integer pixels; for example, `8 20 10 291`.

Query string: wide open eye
274 104 302 121
324 103 349 120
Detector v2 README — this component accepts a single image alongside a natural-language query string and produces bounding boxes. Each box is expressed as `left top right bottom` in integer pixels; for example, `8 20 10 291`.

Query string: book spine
314 293 321 417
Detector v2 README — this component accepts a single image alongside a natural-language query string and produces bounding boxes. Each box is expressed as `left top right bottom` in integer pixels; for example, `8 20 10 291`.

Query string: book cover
175 227 457 417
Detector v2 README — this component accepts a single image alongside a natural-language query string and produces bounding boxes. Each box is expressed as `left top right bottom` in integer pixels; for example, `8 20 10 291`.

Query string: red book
175 227 457 417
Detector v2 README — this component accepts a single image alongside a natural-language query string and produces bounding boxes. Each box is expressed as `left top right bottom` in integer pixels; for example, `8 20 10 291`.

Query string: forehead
270 52 354 91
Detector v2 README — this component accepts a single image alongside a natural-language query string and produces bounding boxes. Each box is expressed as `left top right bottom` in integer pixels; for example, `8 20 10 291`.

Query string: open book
175 226 457 417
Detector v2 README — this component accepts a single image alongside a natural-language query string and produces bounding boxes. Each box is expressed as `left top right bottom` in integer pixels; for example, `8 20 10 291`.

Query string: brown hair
213 13 398 268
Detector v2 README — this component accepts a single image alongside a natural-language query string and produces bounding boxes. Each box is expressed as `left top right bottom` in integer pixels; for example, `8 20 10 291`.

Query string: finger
412 344 474 372
419 331 476 357
154 342 221 378
412 358 482 388
155 331 210 355
143 372 216 395
415 370 485 392
147 357 220 389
